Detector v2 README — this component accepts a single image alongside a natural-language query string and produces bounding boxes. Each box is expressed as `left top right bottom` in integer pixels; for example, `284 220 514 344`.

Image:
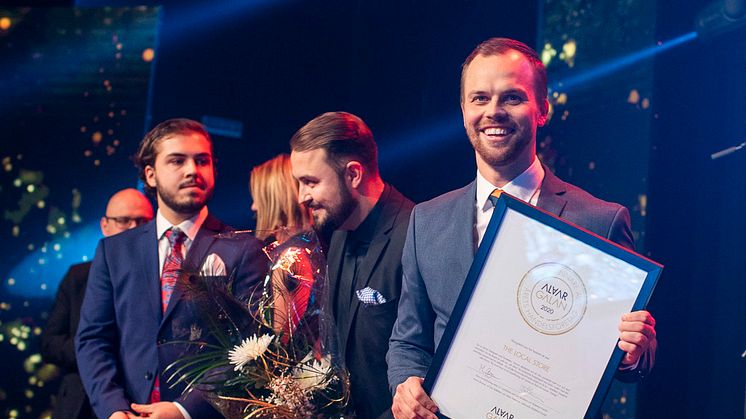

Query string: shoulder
544 170 626 216
67 261 92 277
562 181 627 218
382 185 415 226
202 214 264 251
100 221 152 247
413 181 473 217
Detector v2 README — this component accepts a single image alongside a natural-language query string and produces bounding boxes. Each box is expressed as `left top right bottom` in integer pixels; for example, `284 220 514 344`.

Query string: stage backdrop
4 1 744 418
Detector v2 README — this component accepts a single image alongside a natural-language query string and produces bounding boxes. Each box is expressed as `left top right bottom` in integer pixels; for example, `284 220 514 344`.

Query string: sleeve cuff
173 402 192 419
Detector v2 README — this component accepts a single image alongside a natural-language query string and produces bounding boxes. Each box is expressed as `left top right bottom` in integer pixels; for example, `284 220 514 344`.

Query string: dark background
0 0 744 417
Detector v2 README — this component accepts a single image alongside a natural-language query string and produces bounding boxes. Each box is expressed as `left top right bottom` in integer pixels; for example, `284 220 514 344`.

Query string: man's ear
345 161 364 189
144 165 157 188
100 217 108 236
538 98 550 127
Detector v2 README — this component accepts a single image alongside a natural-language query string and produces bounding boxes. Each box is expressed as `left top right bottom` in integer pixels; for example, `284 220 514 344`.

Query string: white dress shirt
475 156 545 245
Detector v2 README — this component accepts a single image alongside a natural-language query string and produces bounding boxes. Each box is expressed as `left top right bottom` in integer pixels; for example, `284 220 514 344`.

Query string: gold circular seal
517 262 587 335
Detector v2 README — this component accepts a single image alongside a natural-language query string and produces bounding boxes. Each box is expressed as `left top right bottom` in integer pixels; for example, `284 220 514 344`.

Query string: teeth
483 127 508 135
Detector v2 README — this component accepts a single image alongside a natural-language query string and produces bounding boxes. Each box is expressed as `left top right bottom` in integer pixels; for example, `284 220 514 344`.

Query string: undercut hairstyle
289 111 379 177
460 37 548 104
250 154 311 240
133 118 213 195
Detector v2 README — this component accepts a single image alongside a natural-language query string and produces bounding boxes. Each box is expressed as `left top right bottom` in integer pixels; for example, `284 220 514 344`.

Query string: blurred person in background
41 188 153 419
249 153 314 339
249 153 312 244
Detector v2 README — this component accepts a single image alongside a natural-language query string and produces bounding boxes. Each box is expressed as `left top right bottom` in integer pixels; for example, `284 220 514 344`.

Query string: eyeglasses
104 216 151 227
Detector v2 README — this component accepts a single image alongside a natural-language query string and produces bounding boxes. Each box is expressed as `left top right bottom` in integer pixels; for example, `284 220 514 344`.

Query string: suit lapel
459 181 479 257
537 165 568 217
340 186 400 351
162 214 223 325
139 221 162 325
326 229 347 320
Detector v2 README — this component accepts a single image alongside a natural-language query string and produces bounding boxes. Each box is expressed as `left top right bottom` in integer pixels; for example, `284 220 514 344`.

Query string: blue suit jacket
387 168 645 390
76 214 267 418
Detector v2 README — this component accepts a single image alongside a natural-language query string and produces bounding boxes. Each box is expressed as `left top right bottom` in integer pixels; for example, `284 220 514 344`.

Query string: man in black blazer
41 188 154 418
290 112 414 419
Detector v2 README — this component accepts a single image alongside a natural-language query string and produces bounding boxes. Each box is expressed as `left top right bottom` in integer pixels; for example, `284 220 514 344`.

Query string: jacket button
145 372 153 380
157 338 166 345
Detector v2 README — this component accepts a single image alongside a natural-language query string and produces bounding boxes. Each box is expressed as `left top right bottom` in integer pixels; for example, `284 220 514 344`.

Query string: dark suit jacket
388 168 648 390
327 185 414 419
76 214 267 419
41 262 95 419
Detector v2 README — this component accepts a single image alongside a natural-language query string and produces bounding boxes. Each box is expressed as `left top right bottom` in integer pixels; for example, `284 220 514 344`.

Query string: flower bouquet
165 228 349 418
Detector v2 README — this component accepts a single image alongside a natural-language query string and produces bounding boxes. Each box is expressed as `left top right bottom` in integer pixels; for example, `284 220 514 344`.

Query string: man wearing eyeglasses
41 188 153 419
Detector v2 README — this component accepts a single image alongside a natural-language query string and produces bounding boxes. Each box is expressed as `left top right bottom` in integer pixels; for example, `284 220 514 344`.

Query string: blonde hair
250 154 310 240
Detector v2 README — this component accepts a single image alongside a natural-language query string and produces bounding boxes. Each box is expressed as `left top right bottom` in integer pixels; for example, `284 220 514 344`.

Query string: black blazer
41 262 95 419
327 185 414 419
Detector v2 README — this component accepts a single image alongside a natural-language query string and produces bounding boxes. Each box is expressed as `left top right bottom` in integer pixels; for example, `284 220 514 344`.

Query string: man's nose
183 158 197 174
485 101 509 120
297 187 311 205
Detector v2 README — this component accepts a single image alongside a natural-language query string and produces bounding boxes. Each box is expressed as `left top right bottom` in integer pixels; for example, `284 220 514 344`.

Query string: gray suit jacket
387 168 639 390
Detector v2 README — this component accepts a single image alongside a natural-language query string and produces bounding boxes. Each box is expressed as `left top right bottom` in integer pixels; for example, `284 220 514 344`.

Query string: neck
340 176 385 231
476 153 536 188
158 200 201 225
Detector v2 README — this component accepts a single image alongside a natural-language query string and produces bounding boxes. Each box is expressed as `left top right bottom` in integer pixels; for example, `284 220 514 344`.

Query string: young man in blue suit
387 38 658 419
76 119 267 419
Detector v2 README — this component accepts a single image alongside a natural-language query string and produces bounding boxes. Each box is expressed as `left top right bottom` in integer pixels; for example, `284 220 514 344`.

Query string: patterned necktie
161 228 186 313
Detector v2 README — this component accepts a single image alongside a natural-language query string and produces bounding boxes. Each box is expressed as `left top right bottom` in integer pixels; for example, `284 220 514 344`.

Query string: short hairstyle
289 111 379 177
133 118 213 195
250 154 310 240
460 37 548 104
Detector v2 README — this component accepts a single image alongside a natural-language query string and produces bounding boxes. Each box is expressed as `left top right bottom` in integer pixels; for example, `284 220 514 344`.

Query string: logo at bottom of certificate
517 262 587 335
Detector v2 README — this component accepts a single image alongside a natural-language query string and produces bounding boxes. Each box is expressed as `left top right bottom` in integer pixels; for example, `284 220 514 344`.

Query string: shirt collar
476 156 545 211
156 206 209 241
348 183 389 244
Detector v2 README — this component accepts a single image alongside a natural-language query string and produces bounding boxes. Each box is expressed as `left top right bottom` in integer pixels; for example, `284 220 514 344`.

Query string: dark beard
158 185 213 216
312 178 356 248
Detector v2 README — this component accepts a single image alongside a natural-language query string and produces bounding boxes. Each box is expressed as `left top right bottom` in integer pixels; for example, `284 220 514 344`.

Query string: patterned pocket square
356 287 387 306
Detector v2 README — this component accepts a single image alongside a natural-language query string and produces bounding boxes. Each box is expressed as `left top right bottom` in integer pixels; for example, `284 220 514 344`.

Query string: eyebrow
163 152 212 158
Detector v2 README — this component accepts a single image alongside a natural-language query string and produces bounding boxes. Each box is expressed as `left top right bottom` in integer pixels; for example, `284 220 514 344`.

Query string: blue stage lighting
4 223 101 299
378 114 464 169
550 32 698 94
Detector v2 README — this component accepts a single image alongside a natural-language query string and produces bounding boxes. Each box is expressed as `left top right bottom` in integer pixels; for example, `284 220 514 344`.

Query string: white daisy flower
292 353 333 391
228 334 274 371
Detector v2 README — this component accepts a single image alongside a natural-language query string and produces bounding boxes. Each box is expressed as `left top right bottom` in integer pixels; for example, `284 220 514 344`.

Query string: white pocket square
200 253 226 276
356 287 387 305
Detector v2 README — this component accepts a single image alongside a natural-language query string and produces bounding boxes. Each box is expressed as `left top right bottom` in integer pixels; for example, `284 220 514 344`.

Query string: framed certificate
423 192 662 419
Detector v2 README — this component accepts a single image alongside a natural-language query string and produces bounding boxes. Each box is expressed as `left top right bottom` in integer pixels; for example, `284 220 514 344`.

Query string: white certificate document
426 194 661 419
